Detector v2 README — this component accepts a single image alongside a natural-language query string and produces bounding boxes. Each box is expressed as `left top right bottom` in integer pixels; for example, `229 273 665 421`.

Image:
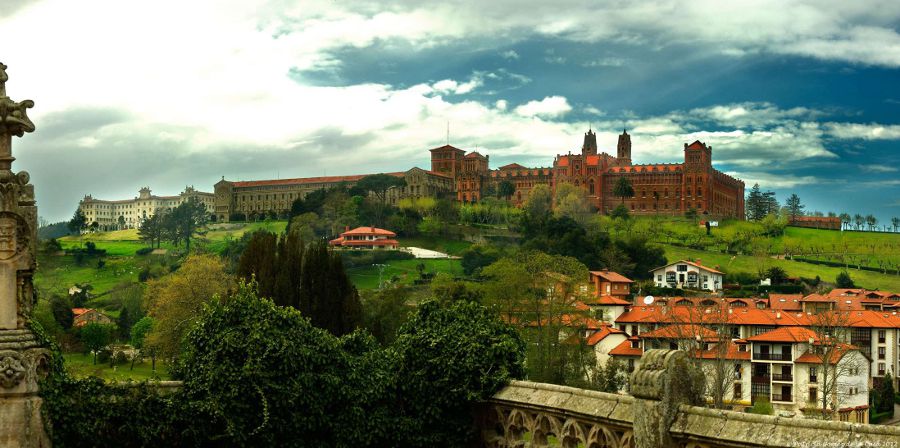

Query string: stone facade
479 356 900 448
79 186 215 230
0 62 51 447
213 167 453 222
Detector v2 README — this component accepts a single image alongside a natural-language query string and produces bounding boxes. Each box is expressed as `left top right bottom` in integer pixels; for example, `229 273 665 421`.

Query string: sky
1 0 899 224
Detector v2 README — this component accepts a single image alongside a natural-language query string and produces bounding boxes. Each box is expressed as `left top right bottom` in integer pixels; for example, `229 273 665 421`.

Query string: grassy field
63 353 171 381
662 244 900 291
347 258 464 290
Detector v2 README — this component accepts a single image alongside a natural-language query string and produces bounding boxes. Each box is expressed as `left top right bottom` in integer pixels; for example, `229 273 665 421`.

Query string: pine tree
785 194 805 221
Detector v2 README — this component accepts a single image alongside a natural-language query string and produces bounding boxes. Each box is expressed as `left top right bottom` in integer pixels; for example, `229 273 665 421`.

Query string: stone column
0 62 52 448
630 349 704 448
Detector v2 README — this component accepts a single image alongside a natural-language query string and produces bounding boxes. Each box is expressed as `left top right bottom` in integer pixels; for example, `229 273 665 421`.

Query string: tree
765 266 788 285
129 316 155 371
356 173 406 226
785 194 804 220
523 184 552 221
167 197 209 252
835 271 855 288
865 214 877 231
892 217 899 232
610 203 629 220
808 311 866 417
138 210 167 248
80 323 113 365
554 183 592 225
49 295 74 330
144 254 235 360
853 214 864 231
612 176 634 206
298 240 362 336
68 209 87 236
874 371 895 418
497 180 515 201
745 183 767 221
839 213 851 230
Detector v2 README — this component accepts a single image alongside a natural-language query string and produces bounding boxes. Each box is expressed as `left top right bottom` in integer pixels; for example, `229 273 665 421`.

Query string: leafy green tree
356 173 406 226
523 184 552 221
391 300 525 447
129 316 155 370
49 295 74 330
360 288 413 345
610 203 629 220
497 180 515 201
81 323 113 365
612 176 634 206
167 197 209 252
460 244 505 276
874 372 895 416
685 207 698 221
865 214 877 231
854 213 864 230
236 231 279 300
299 241 362 336
892 217 899 232
785 194 804 220
554 183 592 225
835 271 855 288
138 210 167 248
765 266 788 285
68 208 87 236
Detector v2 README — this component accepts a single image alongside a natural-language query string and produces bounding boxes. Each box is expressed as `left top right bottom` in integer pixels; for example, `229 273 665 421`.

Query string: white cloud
825 123 900 140
495 100 508 111
514 96 573 119
500 50 520 59
859 164 898 173
724 171 822 189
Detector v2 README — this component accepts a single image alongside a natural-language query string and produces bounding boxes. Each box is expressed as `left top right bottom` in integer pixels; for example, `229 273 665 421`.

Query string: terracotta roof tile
746 327 817 343
609 338 643 357
590 270 633 283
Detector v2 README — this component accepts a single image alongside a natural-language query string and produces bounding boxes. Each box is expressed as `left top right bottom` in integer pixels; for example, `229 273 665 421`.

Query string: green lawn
662 244 900 291
347 258 464 290
63 352 170 382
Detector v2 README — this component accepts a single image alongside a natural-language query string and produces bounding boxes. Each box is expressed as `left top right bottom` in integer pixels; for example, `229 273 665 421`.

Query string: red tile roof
587 296 632 306
800 294 835 303
232 172 405 188
465 151 486 159
72 308 92 317
746 327 817 343
609 338 643 357
768 294 803 311
693 342 752 360
639 324 720 341
585 326 627 346
428 144 464 153
686 140 707 150
794 344 856 364
341 227 396 237
499 163 527 170
590 270 633 283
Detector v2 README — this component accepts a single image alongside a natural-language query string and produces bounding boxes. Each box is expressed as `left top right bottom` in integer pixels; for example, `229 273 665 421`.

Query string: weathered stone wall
479 350 900 447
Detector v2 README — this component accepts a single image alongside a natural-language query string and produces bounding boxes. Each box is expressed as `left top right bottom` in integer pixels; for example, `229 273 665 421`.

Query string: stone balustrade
478 349 900 448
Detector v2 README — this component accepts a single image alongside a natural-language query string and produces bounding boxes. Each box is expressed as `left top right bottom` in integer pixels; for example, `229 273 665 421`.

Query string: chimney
776 312 781 319
344 226 350 232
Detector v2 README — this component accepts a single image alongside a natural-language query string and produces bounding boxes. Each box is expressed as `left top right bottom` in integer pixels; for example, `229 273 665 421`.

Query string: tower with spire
582 127 598 156
616 129 632 165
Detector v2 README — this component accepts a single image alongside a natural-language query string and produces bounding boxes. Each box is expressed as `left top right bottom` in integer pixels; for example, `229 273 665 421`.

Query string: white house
650 260 724 292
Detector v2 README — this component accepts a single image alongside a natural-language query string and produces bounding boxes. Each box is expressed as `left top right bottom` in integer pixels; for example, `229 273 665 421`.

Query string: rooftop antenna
446 121 450 145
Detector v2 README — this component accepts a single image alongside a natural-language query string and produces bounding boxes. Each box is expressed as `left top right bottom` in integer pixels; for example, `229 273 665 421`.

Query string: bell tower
582 128 597 156
617 129 632 165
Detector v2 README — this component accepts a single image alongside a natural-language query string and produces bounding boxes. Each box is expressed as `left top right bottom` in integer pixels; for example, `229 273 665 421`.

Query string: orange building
329 226 399 250
430 128 745 219
590 269 633 298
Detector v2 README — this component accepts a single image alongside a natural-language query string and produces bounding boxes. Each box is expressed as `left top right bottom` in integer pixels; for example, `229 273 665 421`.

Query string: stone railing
478 350 900 447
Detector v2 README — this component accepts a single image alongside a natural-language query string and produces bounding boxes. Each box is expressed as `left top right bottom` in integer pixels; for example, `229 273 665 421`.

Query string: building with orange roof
213 166 454 222
72 308 112 327
329 226 398 250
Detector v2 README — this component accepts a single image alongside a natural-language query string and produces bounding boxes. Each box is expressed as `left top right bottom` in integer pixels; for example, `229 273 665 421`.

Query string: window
878 363 886 376
809 367 817 383
657 275 662 281
879 347 886 360
734 363 742 379
878 330 886 344
809 388 817 403
734 383 742 399
677 265 688 272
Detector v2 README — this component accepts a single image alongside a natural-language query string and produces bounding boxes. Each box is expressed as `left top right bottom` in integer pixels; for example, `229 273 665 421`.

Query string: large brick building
213 167 453 222
431 129 745 219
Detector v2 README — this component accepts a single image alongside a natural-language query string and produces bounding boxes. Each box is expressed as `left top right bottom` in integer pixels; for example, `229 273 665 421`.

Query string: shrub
135 247 153 256
748 397 774 415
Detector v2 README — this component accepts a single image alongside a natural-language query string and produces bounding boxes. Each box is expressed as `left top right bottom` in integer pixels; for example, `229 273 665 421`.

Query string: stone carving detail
480 404 635 448
0 351 25 387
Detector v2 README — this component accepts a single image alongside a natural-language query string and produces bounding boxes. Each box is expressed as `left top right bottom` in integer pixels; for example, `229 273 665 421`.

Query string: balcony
753 352 792 361
772 374 793 382
751 376 770 384
772 394 793 403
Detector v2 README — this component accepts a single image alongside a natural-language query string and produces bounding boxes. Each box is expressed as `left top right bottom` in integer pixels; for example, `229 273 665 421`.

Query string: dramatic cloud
514 96 573 118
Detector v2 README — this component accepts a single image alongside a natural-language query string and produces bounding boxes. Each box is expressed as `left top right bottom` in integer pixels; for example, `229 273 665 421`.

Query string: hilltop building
78 186 215 230
329 226 398 250
430 129 744 218
213 167 453 222
650 259 725 292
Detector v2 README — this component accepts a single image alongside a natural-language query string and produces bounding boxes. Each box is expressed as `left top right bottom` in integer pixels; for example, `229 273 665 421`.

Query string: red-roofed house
329 227 398 250
72 308 112 327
